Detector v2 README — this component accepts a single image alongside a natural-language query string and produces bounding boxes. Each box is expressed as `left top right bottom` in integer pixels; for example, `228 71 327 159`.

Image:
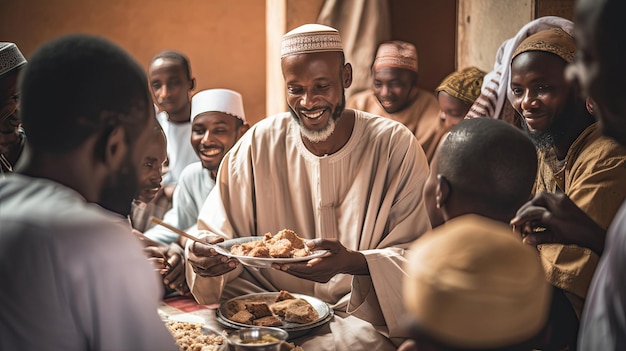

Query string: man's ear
343 63 353 89
103 125 127 171
189 77 196 91
435 174 450 209
237 123 250 139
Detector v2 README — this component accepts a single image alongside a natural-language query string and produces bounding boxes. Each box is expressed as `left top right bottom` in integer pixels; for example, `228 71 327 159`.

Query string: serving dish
216 292 334 339
214 237 328 269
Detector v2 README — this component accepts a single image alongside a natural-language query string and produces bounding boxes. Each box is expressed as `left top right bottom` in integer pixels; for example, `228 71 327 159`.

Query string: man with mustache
0 42 27 176
511 0 626 348
186 24 431 350
141 89 248 295
130 127 167 232
347 41 445 163
0 34 176 350
508 27 626 348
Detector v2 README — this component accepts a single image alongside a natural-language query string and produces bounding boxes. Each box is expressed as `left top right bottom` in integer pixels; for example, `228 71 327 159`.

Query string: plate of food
216 290 334 339
214 229 329 269
163 319 227 351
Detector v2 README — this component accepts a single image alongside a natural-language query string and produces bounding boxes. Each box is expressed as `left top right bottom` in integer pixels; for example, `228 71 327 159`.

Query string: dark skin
509 52 591 160
373 67 417 114
188 52 369 281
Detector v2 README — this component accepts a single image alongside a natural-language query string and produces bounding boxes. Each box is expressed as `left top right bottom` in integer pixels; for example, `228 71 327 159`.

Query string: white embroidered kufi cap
191 89 246 123
281 24 343 58
0 42 26 78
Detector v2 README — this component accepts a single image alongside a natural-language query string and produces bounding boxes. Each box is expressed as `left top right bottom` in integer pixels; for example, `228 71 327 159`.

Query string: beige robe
347 88 445 163
187 111 431 350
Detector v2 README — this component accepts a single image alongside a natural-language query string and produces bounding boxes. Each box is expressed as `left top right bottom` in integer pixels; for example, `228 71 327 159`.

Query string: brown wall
0 0 267 125
389 0 456 92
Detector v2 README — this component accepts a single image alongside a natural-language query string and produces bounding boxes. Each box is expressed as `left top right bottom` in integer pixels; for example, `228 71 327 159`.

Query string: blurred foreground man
0 35 176 350
567 0 626 348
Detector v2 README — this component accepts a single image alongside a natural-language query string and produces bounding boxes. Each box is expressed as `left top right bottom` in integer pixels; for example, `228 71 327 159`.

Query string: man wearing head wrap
139 89 249 295
508 27 626 347
466 16 574 125
186 24 431 349
0 42 27 176
507 0 626 349
347 41 444 163
435 66 485 129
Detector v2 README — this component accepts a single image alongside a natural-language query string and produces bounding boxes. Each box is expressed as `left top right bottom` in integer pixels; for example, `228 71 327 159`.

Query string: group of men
2 0 626 350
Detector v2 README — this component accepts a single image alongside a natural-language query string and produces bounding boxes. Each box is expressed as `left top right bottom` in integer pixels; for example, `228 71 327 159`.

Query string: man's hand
271 238 369 283
510 191 606 256
144 243 189 295
187 237 239 277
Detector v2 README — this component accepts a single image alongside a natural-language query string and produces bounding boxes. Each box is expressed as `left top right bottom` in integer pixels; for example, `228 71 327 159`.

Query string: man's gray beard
289 94 345 144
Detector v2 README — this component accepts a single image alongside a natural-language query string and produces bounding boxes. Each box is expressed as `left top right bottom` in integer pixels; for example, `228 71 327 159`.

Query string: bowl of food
227 327 288 351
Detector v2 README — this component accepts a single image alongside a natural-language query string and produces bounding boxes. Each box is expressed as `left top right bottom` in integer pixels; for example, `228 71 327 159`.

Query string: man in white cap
186 24 431 349
141 88 248 295
347 41 444 163
0 42 27 176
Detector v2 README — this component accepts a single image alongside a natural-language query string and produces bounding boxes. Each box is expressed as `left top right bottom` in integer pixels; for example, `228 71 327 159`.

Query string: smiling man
507 27 626 349
185 24 431 350
347 41 444 162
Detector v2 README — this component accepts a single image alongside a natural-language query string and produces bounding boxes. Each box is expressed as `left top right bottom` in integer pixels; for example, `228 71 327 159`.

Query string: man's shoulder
354 109 416 138
179 162 206 179
573 124 626 163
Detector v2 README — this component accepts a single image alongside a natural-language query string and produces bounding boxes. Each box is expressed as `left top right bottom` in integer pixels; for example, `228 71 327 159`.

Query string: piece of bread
229 310 255 324
252 315 283 327
275 290 296 302
245 302 273 319
284 300 319 324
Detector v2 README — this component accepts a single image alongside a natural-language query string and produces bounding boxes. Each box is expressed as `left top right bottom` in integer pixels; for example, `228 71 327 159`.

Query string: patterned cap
191 88 246 123
0 43 26 79
373 41 418 73
404 215 550 349
436 67 486 105
281 24 343 58
513 28 575 63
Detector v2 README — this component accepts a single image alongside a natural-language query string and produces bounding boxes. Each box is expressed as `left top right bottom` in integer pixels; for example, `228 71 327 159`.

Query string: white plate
214 237 329 269
216 292 334 339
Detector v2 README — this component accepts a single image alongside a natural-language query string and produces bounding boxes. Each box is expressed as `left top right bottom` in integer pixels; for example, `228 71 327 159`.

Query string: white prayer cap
191 88 246 123
281 24 343 58
0 42 27 78
404 214 550 349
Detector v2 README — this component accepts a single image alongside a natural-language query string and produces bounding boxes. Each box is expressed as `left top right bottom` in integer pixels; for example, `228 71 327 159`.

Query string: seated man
0 34 175 350
347 40 444 162
513 0 626 348
186 24 431 350
144 88 249 244
142 89 249 295
0 42 27 176
148 50 199 201
435 66 485 129
508 28 626 332
130 127 167 232
421 117 577 350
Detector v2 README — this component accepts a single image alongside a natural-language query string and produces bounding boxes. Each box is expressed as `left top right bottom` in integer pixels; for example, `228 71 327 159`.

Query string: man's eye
144 162 154 168
287 87 302 94
511 88 523 96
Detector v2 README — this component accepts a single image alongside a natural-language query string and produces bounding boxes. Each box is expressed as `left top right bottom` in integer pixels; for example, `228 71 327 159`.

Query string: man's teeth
201 149 220 156
302 110 324 119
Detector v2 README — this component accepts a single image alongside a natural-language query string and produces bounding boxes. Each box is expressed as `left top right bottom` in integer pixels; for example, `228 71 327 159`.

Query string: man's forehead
149 58 185 74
